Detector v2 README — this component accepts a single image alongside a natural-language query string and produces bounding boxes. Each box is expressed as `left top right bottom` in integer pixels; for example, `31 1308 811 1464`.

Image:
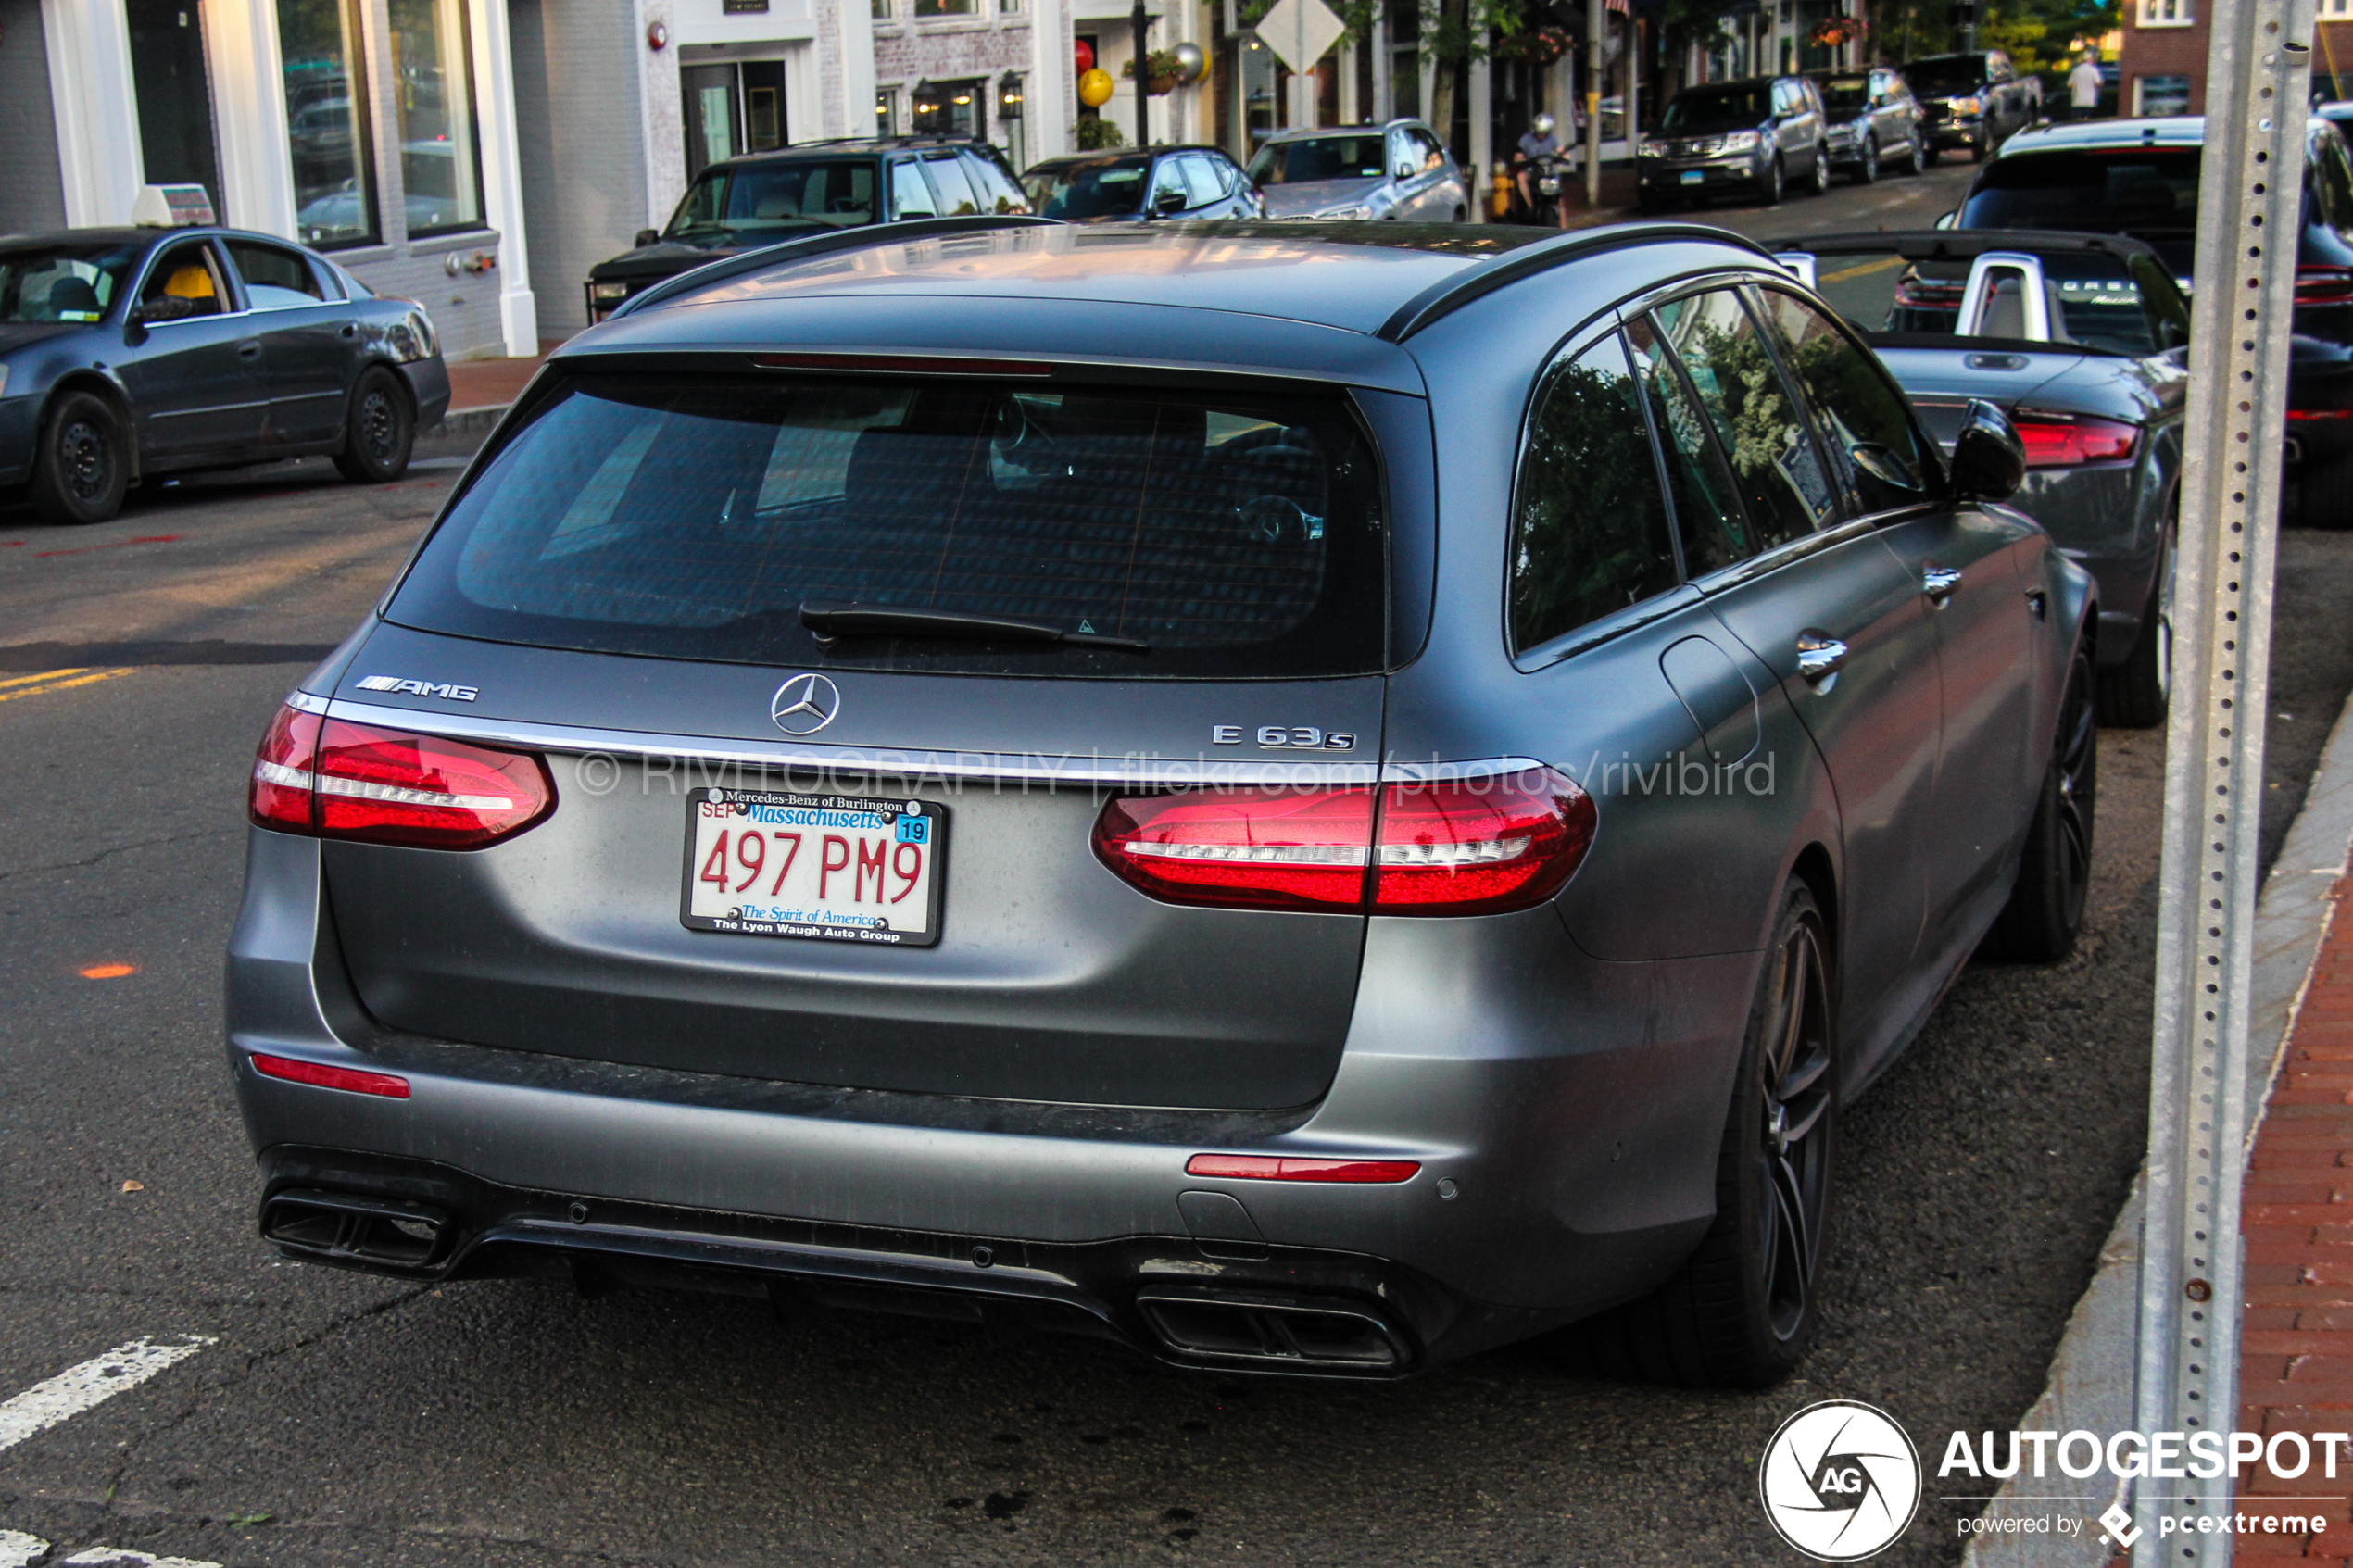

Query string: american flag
1604 0 1629 14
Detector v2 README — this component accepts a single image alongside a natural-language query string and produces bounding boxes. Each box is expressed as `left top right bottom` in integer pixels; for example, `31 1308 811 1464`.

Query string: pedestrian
2068 52 2105 121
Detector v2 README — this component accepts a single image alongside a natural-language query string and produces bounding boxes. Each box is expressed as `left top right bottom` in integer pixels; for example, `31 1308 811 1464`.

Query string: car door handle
237 340 262 360
2025 587 2048 619
340 323 358 339
1795 630 1849 682
1922 565 1964 602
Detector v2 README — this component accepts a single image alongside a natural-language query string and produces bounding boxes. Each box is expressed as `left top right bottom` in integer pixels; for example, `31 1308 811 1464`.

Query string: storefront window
389 0 484 234
912 0 975 18
279 0 378 246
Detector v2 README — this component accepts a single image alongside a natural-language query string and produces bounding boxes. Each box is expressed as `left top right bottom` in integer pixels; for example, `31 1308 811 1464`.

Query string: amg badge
353 674 481 701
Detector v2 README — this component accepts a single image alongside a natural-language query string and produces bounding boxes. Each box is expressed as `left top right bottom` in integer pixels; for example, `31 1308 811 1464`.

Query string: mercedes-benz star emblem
770 672 840 736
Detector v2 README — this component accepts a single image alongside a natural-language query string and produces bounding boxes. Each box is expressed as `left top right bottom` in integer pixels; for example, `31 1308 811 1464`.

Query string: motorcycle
1505 150 1573 227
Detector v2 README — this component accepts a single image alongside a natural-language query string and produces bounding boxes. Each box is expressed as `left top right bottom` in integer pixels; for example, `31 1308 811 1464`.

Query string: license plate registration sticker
682 788 945 947
1680 169 1705 184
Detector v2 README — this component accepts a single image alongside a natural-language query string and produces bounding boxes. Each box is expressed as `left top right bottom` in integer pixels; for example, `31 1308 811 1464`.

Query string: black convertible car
0 226 450 525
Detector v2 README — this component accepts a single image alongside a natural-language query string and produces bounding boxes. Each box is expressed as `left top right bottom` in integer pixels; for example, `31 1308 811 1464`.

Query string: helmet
1531 113 1556 135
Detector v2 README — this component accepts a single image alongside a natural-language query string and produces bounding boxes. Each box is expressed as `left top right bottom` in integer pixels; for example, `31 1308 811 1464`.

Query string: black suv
1957 115 2353 525
1636 75 1831 207
1901 50 2042 161
1021 145 1264 221
585 138 1031 322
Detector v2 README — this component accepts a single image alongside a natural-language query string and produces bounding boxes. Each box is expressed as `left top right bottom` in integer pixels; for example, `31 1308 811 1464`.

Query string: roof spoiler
607 215 1062 321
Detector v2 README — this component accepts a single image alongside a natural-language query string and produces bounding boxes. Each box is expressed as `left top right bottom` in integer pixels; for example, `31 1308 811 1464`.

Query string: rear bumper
227 827 1754 1374
1923 118 1982 149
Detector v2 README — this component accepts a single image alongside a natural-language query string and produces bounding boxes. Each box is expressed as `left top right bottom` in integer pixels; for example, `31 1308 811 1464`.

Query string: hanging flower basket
1809 15 1865 45
1123 50 1186 95
1498 25 1570 65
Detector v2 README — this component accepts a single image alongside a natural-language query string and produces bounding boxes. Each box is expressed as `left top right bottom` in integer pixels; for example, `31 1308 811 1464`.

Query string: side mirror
635 228 661 248
1949 398 2026 501
1152 187 1187 215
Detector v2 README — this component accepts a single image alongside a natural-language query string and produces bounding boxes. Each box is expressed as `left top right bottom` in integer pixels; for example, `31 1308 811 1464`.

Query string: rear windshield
665 160 876 242
1661 86 1770 132
1957 148 2201 240
388 375 1390 678
1904 56 1985 94
1025 159 1149 220
1809 246 2190 353
1249 136 1388 184
1817 77 1871 113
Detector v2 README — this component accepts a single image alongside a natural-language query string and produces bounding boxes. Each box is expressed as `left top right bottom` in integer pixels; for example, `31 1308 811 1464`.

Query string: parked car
1021 145 1263 222
229 214 2094 1389
1244 121 1467 220
1806 66 1927 182
1953 115 2353 526
0 226 447 525
583 137 1031 322
1900 49 2042 161
2317 98 2353 145
1638 75 1831 207
1774 228 2187 723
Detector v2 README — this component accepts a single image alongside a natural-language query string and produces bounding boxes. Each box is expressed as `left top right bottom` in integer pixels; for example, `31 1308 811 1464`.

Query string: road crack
0 830 241 886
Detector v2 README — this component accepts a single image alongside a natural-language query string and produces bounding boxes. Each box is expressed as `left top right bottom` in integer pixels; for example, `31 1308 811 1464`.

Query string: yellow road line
0 667 89 690
1818 255 1908 284
0 668 136 704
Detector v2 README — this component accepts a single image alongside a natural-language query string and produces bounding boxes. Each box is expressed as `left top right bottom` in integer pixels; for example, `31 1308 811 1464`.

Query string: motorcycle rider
1513 113 1574 229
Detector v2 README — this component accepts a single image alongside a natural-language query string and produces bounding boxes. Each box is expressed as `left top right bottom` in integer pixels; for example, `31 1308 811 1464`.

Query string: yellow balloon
1077 67 1114 108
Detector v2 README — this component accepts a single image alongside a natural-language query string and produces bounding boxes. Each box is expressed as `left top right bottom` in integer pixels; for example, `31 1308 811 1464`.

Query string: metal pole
2131 0 2310 1560
1469 27 1491 219
1583 0 1602 204
1134 0 1152 146
1626 11 1639 159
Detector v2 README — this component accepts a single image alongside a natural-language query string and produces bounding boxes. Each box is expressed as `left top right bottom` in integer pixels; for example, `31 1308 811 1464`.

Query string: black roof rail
607 215 1061 320
1375 221 1776 343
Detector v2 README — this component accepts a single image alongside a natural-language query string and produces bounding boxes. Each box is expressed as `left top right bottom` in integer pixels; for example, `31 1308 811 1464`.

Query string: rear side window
961 151 1030 214
1753 288 1938 513
889 162 937 219
390 376 1390 679
1626 312 1755 576
1652 289 1835 546
1508 334 1680 653
923 156 982 216
226 241 325 308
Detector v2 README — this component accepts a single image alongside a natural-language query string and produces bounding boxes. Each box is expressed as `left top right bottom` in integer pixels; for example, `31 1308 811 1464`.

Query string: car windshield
1660 86 1771 133
1248 135 1387 184
387 374 1390 678
1957 148 2202 241
1817 77 1872 114
1904 56 1985 94
1023 158 1150 219
664 160 875 241
0 244 140 324
1803 245 2190 354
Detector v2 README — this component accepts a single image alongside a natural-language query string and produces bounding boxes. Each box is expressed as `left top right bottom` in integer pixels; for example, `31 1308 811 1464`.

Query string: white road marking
0 1531 46 1568
65 1549 224 1567
0 1337 215 1455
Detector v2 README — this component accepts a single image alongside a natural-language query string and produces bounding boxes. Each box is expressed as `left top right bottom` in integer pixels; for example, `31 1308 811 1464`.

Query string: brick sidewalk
443 340 563 414
2240 877 2353 1561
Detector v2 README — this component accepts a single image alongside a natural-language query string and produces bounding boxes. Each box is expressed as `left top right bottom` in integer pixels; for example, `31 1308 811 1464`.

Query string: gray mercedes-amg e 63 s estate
227 214 2095 1388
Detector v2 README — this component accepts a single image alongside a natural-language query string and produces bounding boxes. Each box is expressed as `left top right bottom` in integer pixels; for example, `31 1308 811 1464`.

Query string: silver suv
1638 76 1831 208
1247 120 1469 221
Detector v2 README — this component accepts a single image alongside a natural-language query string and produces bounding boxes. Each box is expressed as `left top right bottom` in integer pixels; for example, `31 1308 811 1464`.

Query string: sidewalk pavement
2238 890 2353 1561
438 343 559 435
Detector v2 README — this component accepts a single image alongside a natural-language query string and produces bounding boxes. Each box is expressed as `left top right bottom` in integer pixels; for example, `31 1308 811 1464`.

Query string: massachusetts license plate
682 787 945 947
1680 169 1705 184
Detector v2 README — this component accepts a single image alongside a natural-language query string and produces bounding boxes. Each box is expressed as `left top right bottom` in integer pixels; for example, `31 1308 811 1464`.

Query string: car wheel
1856 135 1880 183
1906 130 1926 171
2297 450 2353 529
333 366 414 483
1453 207 1466 222
1971 134 1989 163
1762 156 1785 206
1555 878 1834 1388
1807 149 1831 195
1982 641 2097 961
29 390 129 526
2098 521 2174 727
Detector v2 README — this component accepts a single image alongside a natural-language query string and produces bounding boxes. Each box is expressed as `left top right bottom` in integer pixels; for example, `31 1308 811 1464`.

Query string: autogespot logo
1759 1400 1923 1561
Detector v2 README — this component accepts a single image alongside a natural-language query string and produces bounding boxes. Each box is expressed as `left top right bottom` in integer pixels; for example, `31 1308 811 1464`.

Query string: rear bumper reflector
251 1053 411 1099
1185 1154 1420 1184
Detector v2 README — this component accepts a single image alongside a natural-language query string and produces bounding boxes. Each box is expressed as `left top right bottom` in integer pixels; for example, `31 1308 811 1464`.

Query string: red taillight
2011 410 2140 467
2287 408 2353 420
1185 1154 1421 1183
1091 769 1595 916
2296 265 2353 307
250 1052 410 1098
247 703 554 849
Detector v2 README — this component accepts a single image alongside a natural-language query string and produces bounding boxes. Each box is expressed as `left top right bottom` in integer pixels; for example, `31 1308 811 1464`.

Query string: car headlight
1320 205 1373 220
1720 131 1761 154
1953 95 1982 116
1638 141 1665 157
591 281 630 301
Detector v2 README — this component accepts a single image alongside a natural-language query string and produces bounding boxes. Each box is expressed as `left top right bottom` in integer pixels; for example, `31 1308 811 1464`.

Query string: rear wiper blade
799 600 1150 652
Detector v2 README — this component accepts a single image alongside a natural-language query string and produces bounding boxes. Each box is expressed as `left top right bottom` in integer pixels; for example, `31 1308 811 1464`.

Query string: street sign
1253 0 1344 75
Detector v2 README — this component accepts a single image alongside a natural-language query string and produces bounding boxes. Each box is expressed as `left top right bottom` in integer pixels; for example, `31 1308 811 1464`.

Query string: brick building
2120 0 2353 115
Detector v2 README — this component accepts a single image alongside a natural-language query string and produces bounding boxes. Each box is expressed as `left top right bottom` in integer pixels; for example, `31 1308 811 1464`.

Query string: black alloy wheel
29 390 129 526
2098 520 2175 726
1556 880 1836 1387
333 367 414 483
1984 642 2098 960
1856 134 1881 183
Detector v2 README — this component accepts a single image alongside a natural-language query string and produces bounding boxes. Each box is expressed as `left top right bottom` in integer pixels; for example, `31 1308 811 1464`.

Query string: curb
430 405 509 440
1963 692 2353 1566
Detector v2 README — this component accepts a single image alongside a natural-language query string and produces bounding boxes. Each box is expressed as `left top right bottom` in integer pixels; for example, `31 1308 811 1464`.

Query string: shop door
742 61 787 151
125 0 222 209
683 64 741 179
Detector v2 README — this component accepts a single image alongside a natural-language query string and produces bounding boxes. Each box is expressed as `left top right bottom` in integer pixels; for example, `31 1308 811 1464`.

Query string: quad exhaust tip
1137 1292 1408 1370
261 1187 450 1270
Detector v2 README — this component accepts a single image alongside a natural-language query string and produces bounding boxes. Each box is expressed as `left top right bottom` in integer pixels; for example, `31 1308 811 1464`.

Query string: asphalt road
3 166 2349 1568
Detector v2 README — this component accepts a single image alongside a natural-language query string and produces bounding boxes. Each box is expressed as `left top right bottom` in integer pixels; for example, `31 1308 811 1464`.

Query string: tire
1762 156 1785 206
2097 526 2173 727
1983 641 2097 962
29 390 130 526
1856 135 1881 183
1970 134 1989 163
1906 129 1926 172
333 367 414 483
1555 880 1835 1388
2298 451 2353 530
1807 148 1831 195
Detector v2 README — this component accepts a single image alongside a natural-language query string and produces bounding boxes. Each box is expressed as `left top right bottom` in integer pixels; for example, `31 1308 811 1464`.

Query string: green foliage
1076 116 1126 151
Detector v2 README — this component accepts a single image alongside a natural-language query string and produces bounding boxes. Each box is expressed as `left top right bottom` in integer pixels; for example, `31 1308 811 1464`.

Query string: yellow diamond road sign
1254 0 1345 74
